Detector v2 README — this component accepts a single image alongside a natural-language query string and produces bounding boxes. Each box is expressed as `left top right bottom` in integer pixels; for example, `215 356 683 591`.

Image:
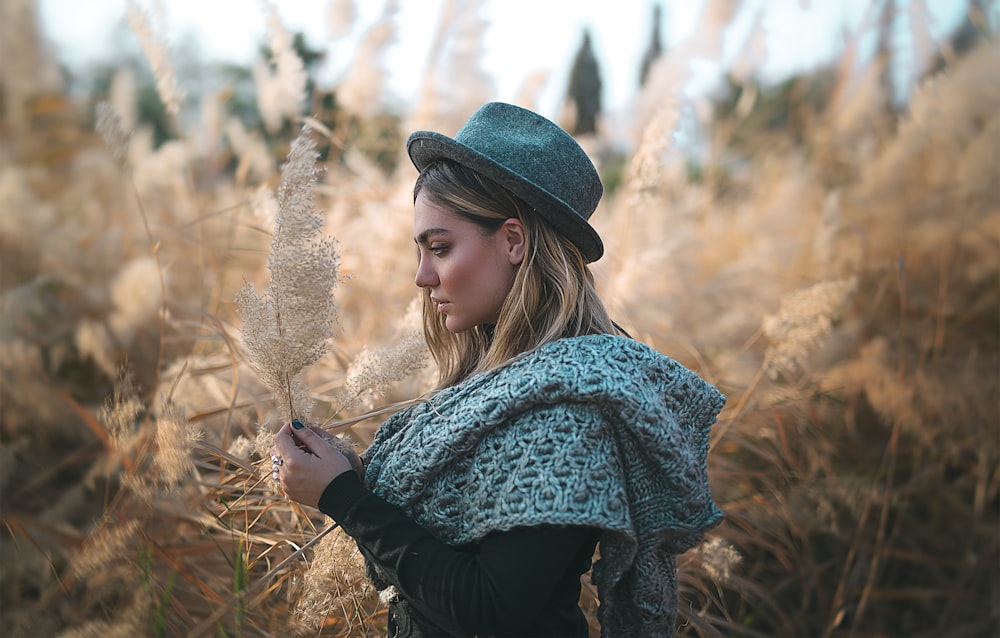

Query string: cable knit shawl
363 334 726 637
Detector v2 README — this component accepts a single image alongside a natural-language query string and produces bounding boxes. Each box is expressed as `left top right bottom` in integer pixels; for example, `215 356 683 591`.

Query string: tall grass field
1 1 997 636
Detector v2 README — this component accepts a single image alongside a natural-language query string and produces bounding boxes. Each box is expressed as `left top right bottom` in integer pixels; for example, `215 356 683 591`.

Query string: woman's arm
319 471 595 636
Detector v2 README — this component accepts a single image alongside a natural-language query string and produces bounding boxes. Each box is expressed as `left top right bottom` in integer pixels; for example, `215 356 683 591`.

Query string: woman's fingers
306 423 336 443
276 421 324 457
271 421 355 507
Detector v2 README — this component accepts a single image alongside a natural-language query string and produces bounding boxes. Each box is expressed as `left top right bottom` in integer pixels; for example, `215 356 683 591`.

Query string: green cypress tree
566 29 602 135
640 3 664 87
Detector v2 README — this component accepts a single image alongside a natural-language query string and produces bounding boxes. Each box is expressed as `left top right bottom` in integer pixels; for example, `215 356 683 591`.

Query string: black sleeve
318 471 594 637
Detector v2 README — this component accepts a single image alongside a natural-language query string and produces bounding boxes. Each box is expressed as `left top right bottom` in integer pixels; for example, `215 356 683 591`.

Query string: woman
272 102 725 637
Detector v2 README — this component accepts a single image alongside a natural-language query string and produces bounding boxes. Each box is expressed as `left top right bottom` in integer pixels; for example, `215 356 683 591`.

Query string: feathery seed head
227 435 255 460
126 0 185 117
255 3 308 133
341 330 428 412
108 256 163 345
237 127 340 422
293 527 372 630
336 0 398 117
98 369 144 452
75 320 117 379
153 398 196 488
763 277 857 379
109 69 137 132
95 102 131 165
253 425 277 463
326 0 356 40
69 519 141 580
697 536 743 584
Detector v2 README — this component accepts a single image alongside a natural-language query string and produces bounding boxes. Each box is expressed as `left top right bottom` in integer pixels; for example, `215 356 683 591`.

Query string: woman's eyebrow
414 228 450 244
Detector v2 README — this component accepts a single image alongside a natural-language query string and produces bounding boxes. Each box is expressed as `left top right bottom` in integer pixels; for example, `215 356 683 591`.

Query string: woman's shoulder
521 334 726 413
524 333 670 371
437 333 723 416
499 334 662 391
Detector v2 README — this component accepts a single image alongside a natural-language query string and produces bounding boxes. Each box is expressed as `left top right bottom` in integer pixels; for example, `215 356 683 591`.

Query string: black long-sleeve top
319 471 599 637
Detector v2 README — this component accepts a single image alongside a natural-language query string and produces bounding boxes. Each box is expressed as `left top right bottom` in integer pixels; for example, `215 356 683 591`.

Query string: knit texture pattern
363 334 726 637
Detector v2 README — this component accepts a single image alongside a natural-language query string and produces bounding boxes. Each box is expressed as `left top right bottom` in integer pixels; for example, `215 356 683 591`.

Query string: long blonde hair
414 160 618 388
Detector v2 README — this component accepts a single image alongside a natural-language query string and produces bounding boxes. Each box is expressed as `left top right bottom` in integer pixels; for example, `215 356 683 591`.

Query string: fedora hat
406 102 604 262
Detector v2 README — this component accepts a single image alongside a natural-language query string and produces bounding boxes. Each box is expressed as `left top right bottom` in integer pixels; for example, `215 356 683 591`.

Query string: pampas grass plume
74 320 117 379
255 2 308 134
109 256 163 345
339 329 427 412
225 117 274 184
326 0 356 40
68 519 141 581
335 0 398 118
763 277 857 379
696 536 743 584
95 102 131 165
125 0 185 117
293 527 372 631
153 398 198 488
98 369 144 453
236 127 340 423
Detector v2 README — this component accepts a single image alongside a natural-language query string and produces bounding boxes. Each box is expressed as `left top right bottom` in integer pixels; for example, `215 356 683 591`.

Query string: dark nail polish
292 419 304 430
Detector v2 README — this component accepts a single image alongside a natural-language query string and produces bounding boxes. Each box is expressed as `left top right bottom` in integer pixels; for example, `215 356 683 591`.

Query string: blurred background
29 0 976 148
2 0 998 636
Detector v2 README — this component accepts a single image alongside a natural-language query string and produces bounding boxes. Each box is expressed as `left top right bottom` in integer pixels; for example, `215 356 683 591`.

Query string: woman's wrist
318 469 369 522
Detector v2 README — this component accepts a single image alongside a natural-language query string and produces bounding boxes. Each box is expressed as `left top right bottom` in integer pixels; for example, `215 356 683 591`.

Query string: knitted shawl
363 334 726 637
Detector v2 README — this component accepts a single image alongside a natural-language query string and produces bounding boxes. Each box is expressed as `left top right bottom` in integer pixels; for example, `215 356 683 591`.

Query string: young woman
272 102 726 637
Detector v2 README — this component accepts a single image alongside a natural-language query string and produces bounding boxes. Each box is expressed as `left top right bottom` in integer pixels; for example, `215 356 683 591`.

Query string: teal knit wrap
363 334 726 636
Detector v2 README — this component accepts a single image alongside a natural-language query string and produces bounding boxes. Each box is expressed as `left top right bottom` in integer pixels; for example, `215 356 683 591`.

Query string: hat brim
407 131 604 263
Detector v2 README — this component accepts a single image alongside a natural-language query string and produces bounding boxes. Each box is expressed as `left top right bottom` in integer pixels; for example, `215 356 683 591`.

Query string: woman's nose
414 255 437 288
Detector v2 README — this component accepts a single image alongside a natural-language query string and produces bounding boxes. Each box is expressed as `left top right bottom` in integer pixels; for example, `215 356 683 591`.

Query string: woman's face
413 191 524 333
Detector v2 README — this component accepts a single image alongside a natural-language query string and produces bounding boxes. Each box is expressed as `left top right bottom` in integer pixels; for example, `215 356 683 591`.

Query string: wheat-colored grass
1 4 997 637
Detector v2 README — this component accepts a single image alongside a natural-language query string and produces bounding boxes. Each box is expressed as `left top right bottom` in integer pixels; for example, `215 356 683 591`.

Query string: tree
639 3 664 88
566 29 602 136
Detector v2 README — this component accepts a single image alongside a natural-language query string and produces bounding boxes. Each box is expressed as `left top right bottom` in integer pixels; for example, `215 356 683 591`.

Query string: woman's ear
501 218 526 265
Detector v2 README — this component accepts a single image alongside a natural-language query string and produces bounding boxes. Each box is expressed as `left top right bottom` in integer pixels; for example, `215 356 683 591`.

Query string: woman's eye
429 245 448 256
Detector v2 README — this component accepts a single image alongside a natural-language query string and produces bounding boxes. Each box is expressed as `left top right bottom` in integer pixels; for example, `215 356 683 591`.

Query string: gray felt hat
406 102 605 263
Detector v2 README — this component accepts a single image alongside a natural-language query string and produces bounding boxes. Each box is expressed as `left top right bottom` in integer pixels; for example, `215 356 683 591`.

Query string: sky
37 0 971 122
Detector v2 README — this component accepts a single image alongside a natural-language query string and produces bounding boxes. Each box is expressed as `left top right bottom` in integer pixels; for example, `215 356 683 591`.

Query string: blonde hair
414 160 618 388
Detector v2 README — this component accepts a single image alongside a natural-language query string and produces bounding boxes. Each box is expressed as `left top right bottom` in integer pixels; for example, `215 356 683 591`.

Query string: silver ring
271 455 283 466
272 469 280 481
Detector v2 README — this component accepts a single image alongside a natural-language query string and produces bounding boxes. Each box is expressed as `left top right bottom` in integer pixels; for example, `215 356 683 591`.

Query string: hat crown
407 102 604 262
451 103 603 220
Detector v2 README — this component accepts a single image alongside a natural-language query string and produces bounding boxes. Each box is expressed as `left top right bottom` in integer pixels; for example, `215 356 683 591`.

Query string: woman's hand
271 421 355 508
303 423 365 479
